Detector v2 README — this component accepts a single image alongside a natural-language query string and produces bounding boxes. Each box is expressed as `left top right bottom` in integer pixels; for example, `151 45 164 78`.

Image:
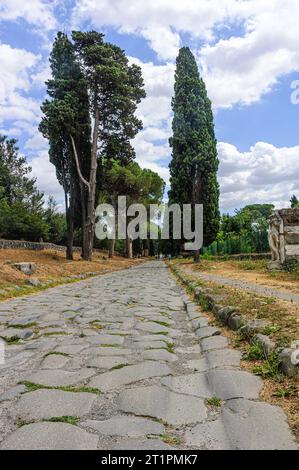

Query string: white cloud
30 150 64 202
0 0 57 30
73 0 299 109
218 141 299 212
0 43 41 125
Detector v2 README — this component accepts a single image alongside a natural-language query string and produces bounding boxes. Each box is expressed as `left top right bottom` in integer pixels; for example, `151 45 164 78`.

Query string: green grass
89 321 103 330
252 351 283 381
261 324 281 336
20 381 101 395
97 344 121 348
166 342 175 354
0 335 20 344
272 386 297 398
159 434 182 445
9 322 38 329
47 416 80 425
42 331 69 337
43 351 70 358
152 320 171 328
243 343 265 361
206 396 222 407
152 331 168 336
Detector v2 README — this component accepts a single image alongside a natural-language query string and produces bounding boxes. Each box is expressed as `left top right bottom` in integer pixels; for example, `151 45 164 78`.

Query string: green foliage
47 416 79 425
252 351 282 380
272 386 297 398
204 204 274 255
168 47 220 249
206 396 222 407
290 195 299 208
0 135 60 242
243 343 265 361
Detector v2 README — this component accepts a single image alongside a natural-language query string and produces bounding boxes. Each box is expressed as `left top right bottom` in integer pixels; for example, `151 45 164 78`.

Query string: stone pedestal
268 208 299 270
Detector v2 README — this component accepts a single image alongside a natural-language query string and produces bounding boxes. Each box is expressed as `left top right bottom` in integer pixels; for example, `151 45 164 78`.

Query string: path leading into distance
0 262 296 449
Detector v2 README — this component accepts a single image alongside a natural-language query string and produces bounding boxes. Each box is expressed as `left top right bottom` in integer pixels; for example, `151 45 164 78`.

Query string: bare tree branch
70 135 90 191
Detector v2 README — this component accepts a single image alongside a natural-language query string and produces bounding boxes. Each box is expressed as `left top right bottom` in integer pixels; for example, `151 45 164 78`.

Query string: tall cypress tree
169 47 219 260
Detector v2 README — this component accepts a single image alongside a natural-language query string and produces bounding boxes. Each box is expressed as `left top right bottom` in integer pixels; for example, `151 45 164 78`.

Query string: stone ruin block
268 208 299 270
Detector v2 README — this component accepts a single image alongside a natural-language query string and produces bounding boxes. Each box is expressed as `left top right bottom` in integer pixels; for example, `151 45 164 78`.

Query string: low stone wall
0 239 122 256
0 239 68 251
170 264 299 378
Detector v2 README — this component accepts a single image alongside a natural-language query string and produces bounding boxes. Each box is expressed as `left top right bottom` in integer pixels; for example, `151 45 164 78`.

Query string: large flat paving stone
161 373 210 398
222 399 297 450
89 334 125 345
81 415 164 437
205 349 242 369
135 322 169 333
195 326 221 339
0 422 99 450
54 344 87 355
25 368 95 387
86 356 133 369
207 369 262 400
40 354 70 369
89 361 171 391
13 389 97 420
117 385 207 426
142 349 177 362
200 336 228 352
185 419 232 450
136 341 168 350
83 347 132 356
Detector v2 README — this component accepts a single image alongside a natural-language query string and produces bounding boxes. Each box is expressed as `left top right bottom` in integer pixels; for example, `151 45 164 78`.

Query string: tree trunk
73 104 99 261
194 249 200 263
109 238 115 258
126 236 133 259
64 190 74 261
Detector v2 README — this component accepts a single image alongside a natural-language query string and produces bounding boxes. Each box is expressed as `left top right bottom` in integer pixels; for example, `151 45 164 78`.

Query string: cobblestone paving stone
0 262 297 449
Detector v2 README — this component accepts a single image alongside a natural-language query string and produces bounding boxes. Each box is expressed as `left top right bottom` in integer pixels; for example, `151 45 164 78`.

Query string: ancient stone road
0 262 297 449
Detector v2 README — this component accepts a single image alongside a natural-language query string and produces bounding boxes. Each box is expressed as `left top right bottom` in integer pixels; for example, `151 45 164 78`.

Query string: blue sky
0 0 299 213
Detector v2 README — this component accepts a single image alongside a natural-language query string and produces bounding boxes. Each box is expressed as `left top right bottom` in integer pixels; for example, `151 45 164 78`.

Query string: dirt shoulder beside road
0 248 145 301
169 260 299 440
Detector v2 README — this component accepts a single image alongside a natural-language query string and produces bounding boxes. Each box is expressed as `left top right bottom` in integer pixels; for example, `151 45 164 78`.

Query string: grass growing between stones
206 396 222 407
43 351 70 358
152 320 171 328
252 351 283 380
20 381 101 395
17 416 80 427
159 434 182 446
242 343 265 361
9 322 38 329
0 335 20 344
166 342 175 354
47 416 80 425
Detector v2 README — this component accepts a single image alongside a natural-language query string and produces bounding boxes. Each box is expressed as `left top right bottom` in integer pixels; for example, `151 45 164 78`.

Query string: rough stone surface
81 416 164 437
222 399 297 450
142 349 177 362
26 368 95 387
0 422 99 450
89 361 171 391
12 263 37 275
200 336 228 352
117 385 207 425
0 261 296 450
13 389 97 420
185 419 231 450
